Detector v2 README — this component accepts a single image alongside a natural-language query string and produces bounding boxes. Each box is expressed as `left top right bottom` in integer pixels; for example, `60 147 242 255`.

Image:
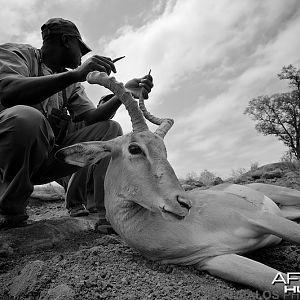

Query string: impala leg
197 254 299 300
280 206 300 220
246 183 300 220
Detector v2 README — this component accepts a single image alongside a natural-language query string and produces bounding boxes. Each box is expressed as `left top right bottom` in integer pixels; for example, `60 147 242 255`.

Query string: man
62 95 119 217
0 18 153 228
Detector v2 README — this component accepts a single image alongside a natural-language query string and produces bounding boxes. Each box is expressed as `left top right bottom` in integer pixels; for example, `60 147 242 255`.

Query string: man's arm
81 73 154 125
0 72 78 107
81 95 122 125
0 55 117 108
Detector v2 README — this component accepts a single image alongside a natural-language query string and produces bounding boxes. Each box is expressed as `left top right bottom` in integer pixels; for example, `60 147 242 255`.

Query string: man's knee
0 105 52 142
4 105 44 126
107 120 123 137
92 120 122 139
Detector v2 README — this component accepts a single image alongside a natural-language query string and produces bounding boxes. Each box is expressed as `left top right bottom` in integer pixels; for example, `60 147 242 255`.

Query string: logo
271 272 300 298
255 273 300 299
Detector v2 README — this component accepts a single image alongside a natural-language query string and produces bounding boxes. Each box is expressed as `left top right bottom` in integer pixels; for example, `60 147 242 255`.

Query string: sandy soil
0 164 299 300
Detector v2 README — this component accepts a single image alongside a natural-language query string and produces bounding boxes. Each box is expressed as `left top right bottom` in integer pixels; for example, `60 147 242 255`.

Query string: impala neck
105 193 150 238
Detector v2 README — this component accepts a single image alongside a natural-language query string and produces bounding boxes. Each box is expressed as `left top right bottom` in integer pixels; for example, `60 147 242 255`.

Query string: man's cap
41 18 92 56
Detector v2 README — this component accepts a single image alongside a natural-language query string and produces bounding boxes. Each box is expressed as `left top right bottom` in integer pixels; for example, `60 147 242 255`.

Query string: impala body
57 72 300 299
103 132 281 265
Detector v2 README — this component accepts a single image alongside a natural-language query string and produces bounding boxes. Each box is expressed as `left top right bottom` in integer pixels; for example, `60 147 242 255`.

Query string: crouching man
0 18 153 228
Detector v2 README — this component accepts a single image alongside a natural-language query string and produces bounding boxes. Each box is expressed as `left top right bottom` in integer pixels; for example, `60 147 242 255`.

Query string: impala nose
177 195 192 211
160 193 192 221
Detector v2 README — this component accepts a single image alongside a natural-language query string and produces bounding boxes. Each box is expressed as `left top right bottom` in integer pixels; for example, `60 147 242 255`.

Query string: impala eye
128 144 143 155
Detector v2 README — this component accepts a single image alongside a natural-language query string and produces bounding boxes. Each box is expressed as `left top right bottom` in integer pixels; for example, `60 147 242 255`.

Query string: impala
56 72 300 299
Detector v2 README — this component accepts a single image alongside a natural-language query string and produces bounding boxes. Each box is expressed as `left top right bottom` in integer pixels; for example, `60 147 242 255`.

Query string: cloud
0 0 38 43
0 0 299 178
101 0 299 91
0 0 98 45
99 0 300 177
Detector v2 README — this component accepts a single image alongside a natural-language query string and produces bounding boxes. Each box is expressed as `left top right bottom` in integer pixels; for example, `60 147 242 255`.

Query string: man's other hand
125 73 154 99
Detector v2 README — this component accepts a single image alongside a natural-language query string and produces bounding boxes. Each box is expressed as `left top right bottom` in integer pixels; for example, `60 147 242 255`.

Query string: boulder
40 284 75 300
10 260 44 298
31 183 65 201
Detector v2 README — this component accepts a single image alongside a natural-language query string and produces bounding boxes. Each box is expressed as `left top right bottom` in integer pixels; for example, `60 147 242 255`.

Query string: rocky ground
0 162 299 300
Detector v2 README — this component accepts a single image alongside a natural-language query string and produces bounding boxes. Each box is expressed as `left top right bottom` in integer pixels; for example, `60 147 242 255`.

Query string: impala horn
87 71 149 133
138 71 174 138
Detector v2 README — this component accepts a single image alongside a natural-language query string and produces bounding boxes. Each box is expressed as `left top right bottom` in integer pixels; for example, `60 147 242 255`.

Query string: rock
31 182 65 201
251 170 263 179
233 176 251 184
263 168 283 179
181 180 205 191
0 242 14 257
95 234 121 246
181 183 195 191
212 177 223 186
185 180 204 187
234 161 300 190
40 284 75 300
9 260 44 298
0 215 99 254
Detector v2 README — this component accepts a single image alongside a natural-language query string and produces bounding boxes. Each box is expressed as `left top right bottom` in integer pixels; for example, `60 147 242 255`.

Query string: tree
198 169 216 186
244 65 300 160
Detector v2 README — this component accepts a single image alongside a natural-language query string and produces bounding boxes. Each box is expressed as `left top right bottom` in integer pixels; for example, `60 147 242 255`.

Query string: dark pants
62 120 121 211
0 105 122 215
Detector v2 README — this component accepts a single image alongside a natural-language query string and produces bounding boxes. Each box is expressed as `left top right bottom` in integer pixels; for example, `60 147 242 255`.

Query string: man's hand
125 73 154 99
74 55 117 82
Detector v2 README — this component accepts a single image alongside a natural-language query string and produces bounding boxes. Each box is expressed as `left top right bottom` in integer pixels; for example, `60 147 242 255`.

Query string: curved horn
87 71 148 133
138 92 174 138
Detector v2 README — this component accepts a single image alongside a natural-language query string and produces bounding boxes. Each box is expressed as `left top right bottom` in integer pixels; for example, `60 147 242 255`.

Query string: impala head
56 72 192 221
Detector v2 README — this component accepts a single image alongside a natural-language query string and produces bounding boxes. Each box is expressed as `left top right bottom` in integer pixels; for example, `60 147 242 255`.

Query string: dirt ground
0 163 300 300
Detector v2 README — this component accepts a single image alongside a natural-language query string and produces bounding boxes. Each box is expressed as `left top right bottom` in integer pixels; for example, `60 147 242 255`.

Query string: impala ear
55 141 113 167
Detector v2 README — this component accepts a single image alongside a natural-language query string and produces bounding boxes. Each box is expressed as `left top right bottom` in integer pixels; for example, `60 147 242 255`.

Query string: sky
1 0 300 179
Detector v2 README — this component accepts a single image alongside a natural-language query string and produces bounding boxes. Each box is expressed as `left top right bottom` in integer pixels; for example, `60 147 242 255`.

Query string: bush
184 170 219 187
198 169 217 186
229 167 247 182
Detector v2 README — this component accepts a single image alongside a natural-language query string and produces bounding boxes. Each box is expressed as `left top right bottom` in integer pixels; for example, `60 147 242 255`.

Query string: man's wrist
66 69 81 83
